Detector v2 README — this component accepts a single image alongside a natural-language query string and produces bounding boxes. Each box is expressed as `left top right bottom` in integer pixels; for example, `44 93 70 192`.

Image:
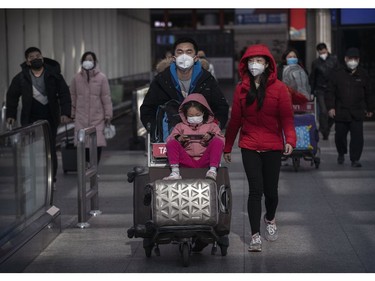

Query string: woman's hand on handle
283 143 293 155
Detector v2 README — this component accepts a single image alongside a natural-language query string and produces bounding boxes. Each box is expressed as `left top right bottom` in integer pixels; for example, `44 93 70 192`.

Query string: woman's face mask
175 54 195 71
187 115 203 124
286 57 298 65
248 62 265 77
82 60 94 70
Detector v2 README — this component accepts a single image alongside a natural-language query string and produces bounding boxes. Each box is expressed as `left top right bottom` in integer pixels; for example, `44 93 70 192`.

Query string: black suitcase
61 125 77 173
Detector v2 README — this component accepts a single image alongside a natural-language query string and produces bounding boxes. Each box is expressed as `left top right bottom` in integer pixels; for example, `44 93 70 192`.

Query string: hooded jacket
166 93 225 160
70 65 113 147
140 60 229 134
224 44 296 153
6 57 71 127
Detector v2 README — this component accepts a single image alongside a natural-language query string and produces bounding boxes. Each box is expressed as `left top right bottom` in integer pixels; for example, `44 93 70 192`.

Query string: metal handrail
76 126 101 228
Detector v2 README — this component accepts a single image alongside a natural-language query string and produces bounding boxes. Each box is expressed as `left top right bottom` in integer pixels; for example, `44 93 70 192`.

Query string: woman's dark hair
182 101 209 123
80 51 98 64
246 56 271 111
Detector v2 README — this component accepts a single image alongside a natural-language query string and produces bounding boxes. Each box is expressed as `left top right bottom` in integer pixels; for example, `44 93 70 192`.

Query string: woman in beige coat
70 51 113 164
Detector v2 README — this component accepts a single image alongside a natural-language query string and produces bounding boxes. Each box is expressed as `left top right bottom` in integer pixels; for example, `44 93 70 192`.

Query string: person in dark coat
309 42 339 140
6 47 71 189
140 37 229 135
326 47 374 167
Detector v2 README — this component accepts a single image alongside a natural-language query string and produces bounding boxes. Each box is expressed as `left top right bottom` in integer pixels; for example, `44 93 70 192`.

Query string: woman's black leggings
241 149 282 235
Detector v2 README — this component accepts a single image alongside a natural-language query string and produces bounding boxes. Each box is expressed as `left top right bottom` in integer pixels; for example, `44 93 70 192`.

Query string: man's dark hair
316 43 327 51
80 51 98 64
173 37 198 54
25 47 42 59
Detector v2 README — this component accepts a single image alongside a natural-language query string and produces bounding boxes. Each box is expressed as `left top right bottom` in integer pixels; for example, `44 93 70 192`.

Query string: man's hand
366 111 374 118
223 152 231 163
6 118 15 129
60 115 71 124
328 109 335 118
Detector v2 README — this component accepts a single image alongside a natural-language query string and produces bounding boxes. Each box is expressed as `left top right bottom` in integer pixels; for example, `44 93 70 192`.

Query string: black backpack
153 99 182 143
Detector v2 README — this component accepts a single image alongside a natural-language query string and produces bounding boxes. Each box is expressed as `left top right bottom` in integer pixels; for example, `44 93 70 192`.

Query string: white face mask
346 59 359 70
248 62 265 77
319 54 328 61
82 60 94 70
175 54 194 71
187 115 203 124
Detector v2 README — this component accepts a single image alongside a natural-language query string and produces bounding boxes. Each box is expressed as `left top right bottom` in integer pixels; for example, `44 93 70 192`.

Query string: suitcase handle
218 185 230 214
64 123 70 145
143 183 153 206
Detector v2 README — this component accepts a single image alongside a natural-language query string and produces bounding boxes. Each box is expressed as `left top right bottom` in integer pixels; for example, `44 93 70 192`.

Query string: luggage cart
282 99 321 171
127 127 232 266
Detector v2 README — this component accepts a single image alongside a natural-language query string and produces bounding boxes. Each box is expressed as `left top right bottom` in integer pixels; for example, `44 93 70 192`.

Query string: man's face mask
175 54 195 71
319 53 328 61
346 59 359 70
30 58 44 70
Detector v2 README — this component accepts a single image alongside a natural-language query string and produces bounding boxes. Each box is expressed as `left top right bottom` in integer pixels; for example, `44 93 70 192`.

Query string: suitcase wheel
180 242 190 267
143 238 154 258
211 243 217 255
154 245 160 256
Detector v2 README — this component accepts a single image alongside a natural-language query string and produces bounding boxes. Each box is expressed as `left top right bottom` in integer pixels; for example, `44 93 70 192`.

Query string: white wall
0 9 151 105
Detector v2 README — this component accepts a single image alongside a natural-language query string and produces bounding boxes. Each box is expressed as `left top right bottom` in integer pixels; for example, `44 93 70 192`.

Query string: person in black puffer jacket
6 47 71 189
326 47 375 168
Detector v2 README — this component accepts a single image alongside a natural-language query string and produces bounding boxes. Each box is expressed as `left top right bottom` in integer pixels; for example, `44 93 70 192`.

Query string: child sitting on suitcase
163 93 225 181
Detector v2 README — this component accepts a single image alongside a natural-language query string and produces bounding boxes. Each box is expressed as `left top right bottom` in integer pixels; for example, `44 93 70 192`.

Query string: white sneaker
163 172 182 180
264 215 278 241
248 233 262 252
205 170 217 181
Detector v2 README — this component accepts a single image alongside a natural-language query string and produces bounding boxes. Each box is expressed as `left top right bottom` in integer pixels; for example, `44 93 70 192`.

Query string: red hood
179 93 215 124
238 44 277 85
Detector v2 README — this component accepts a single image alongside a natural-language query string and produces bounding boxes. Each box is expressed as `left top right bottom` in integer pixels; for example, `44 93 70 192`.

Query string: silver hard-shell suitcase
152 179 218 227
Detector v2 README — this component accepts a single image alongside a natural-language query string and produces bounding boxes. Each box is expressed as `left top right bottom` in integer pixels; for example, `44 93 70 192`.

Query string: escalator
0 121 60 272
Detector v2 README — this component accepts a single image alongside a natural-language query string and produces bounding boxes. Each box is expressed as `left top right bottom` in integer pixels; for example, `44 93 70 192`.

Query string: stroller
127 100 232 267
282 100 321 171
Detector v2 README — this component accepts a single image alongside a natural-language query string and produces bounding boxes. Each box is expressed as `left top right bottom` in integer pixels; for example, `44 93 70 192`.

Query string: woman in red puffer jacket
223 44 296 252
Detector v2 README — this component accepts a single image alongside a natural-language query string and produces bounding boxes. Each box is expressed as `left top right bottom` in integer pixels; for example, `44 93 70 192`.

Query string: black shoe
337 154 344 164
351 161 362 168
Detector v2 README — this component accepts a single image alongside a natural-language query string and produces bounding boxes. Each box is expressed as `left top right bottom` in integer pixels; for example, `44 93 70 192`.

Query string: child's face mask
187 115 203 124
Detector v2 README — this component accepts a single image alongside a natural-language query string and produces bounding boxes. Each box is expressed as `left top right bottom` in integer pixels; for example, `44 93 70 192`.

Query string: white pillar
315 9 332 51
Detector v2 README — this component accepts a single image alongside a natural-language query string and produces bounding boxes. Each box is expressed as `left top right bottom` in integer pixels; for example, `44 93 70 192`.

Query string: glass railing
0 120 52 244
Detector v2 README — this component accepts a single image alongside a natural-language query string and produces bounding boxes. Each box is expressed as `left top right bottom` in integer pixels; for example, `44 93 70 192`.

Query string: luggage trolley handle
218 185 230 214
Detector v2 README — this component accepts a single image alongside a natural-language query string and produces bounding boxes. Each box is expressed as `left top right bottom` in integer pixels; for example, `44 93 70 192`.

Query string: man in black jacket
140 37 229 137
6 47 71 188
326 47 374 167
309 43 339 140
